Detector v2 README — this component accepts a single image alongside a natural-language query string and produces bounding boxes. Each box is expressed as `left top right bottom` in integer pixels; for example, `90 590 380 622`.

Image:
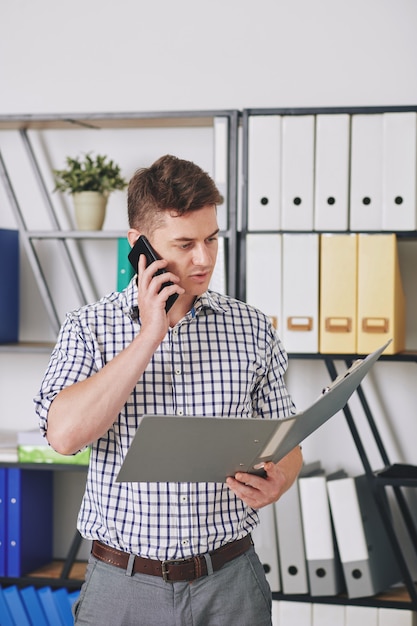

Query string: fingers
226 462 285 509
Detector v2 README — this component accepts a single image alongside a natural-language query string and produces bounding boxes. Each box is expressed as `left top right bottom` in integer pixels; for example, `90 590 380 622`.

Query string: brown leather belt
91 535 252 583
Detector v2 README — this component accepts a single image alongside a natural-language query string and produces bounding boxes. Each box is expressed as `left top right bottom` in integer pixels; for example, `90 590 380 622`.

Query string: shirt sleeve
252 320 297 420
33 311 99 437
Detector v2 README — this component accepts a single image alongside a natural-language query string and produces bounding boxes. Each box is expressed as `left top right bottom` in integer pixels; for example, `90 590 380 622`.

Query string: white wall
1 0 417 562
1 0 417 114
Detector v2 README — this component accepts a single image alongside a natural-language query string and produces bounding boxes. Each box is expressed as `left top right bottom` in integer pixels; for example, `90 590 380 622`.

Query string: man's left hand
225 446 303 509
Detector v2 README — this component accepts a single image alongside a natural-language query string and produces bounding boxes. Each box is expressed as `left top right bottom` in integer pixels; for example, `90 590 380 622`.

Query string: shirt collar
125 279 229 323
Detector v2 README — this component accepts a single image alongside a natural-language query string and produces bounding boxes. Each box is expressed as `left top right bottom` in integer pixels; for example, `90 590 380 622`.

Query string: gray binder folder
116 340 390 484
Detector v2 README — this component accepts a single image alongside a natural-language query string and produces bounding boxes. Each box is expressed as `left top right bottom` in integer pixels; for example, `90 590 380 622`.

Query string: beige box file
319 233 358 354
357 234 405 354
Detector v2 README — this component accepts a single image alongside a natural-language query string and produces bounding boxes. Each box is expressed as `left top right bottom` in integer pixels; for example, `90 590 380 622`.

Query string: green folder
117 237 135 291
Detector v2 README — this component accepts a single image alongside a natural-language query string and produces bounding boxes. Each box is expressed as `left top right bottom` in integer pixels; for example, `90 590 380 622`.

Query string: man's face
148 204 219 298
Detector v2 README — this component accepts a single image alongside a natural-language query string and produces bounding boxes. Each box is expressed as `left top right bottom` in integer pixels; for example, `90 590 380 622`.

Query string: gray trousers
73 546 272 626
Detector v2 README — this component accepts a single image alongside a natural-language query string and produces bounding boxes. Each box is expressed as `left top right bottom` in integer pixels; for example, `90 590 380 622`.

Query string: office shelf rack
240 106 417 612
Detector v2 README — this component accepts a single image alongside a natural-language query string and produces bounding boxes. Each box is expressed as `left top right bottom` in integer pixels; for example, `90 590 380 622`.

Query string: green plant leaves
53 152 128 194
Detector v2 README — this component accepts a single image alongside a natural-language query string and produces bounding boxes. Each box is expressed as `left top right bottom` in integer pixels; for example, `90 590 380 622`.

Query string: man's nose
192 244 210 265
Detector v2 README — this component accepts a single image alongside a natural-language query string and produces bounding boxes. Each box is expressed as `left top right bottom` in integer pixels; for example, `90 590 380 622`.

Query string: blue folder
3 585 31 625
53 588 75 626
7 468 53 577
0 468 6 576
0 229 19 343
0 586 14 626
38 586 65 626
20 586 49 626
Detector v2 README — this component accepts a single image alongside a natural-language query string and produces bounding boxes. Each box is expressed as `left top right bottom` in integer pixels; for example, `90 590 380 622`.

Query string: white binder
327 474 401 598
378 607 417 626
281 115 315 231
278 601 313 625
314 114 350 231
298 472 344 596
246 233 282 331
345 605 378 626
382 111 417 231
247 115 282 231
350 114 384 231
312 603 346 626
252 504 281 592
275 461 321 594
213 116 229 232
281 234 319 353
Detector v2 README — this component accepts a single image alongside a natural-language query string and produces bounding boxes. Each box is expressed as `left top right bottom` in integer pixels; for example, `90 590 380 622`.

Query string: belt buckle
161 557 190 583
161 560 172 583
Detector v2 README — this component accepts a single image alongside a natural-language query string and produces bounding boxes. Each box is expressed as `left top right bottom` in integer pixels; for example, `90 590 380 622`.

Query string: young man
34 155 302 625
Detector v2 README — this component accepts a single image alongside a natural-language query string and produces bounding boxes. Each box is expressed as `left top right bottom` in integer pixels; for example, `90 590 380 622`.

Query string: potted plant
53 153 128 230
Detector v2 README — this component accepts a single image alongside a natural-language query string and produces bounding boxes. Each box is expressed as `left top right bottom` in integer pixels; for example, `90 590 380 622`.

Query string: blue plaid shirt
34 278 295 561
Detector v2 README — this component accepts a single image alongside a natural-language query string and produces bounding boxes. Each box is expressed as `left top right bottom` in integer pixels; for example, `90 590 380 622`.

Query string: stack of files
319 233 405 355
252 503 281 592
275 461 322 595
0 584 80 626
0 229 19 343
349 111 417 232
319 234 358 354
298 470 345 596
357 234 405 355
6 467 53 577
327 473 401 598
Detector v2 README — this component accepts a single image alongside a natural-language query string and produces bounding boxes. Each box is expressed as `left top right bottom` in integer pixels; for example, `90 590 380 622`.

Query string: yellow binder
319 234 358 354
357 234 405 355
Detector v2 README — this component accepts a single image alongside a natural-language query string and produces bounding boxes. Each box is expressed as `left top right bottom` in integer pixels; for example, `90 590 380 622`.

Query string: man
34 154 302 625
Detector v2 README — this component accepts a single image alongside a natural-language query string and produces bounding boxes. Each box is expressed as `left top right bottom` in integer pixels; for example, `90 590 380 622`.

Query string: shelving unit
0 110 240 591
0 110 240 338
240 106 417 613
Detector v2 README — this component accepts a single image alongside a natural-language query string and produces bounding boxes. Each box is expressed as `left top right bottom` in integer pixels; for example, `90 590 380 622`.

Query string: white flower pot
72 191 108 230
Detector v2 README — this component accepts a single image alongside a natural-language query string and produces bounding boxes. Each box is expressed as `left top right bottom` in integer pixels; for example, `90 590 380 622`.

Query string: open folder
116 340 390 484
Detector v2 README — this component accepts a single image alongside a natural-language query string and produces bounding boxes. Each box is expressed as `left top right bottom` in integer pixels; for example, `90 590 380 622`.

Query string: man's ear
127 229 141 247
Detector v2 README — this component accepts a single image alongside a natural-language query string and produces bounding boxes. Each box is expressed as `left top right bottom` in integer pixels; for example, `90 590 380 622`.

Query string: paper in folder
116 340 390 483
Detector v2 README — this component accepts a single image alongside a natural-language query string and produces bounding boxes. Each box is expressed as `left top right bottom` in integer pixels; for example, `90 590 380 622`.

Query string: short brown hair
127 155 223 232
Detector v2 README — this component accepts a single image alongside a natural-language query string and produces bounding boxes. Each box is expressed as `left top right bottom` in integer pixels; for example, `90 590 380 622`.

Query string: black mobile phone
128 235 179 313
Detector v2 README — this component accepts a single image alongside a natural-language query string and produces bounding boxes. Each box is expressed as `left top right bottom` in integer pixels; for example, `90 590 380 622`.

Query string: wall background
1 0 417 562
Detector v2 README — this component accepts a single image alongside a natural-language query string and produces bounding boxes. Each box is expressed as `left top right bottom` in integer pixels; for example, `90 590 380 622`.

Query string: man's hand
226 445 303 509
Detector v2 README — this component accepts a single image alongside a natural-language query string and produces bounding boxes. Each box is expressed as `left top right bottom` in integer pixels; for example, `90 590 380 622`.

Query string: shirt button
181 495 188 503
177 409 184 416
181 539 190 547
175 367 181 375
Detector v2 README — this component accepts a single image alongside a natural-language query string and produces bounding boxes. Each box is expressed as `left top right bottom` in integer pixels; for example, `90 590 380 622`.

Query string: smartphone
128 235 179 312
